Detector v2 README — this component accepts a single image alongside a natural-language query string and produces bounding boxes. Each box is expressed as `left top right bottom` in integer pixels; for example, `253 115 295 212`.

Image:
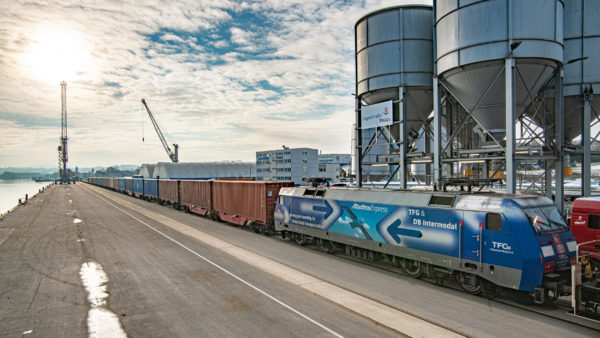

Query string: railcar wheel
281 231 288 240
317 239 334 254
459 272 482 295
251 222 260 233
403 259 422 278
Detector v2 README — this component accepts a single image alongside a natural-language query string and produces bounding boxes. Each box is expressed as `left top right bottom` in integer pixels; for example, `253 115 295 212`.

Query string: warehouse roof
138 163 156 178
152 162 256 179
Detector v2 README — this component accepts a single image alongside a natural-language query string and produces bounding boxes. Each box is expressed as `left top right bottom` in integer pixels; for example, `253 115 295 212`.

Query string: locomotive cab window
486 213 502 231
589 214 600 230
315 190 326 197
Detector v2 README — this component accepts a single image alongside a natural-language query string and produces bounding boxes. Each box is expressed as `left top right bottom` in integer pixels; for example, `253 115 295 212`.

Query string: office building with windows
256 147 318 185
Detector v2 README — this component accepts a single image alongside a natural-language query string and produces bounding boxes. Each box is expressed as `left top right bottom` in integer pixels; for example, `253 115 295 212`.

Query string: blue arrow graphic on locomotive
312 200 333 219
341 206 373 240
387 219 423 243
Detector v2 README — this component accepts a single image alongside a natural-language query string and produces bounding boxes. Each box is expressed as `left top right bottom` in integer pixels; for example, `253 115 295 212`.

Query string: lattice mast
58 81 69 183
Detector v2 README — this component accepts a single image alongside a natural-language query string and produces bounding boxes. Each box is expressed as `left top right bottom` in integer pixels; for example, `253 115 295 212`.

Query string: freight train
88 177 292 233
87 177 577 304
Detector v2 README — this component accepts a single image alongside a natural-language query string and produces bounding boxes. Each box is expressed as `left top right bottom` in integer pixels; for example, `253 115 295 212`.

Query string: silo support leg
433 77 442 189
583 95 592 197
554 72 564 213
505 58 516 194
398 86 407 189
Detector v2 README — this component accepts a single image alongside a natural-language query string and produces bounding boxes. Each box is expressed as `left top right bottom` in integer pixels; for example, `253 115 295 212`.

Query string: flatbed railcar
274 186 577 303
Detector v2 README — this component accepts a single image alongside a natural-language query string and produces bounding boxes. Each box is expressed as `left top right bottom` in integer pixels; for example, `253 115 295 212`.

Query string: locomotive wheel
403 259 422 278
281 231 288 240
294 233 307 246
317 239 334 254
459 272 482 295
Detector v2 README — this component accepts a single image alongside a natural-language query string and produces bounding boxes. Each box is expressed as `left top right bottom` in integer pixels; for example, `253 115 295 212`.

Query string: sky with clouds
0 0 432 169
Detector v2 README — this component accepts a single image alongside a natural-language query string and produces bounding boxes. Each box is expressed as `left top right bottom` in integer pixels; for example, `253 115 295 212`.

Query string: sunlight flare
22 25 94 84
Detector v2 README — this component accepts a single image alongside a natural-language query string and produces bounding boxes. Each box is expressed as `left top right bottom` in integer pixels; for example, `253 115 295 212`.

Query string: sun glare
22 26 94 84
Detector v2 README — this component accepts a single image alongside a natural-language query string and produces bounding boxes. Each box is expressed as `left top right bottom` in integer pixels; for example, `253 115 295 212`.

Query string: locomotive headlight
541 245 554 257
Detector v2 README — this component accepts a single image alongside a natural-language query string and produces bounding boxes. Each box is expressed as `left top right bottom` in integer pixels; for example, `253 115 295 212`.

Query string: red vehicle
570 197 600 264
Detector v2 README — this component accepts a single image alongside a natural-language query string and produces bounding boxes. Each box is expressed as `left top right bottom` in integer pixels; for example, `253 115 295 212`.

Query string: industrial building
317 154 352 183
256 148 318 185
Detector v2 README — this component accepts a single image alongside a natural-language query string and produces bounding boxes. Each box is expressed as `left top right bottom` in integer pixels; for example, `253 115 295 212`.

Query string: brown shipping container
212 181 293 224
179 180 212 209
159 180 179 203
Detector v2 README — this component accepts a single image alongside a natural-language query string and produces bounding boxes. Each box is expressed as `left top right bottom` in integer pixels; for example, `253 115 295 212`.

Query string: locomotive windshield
523 206 568 233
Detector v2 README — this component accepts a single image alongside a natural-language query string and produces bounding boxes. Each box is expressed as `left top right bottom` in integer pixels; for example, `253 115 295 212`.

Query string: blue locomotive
274 187 576 303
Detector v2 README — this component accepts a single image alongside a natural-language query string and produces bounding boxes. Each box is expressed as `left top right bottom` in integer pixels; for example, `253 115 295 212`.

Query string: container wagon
158 180 180 207
212 181 293 233
179 180 212 215
133 178 144 197
118 178 126 192
124 178 133 195
143 179 158 201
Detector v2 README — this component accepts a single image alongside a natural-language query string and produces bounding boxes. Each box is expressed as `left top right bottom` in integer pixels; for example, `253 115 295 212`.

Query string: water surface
0 179 52 215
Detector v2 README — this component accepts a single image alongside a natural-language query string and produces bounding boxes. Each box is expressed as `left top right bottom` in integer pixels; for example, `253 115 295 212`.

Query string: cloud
0 0 424 167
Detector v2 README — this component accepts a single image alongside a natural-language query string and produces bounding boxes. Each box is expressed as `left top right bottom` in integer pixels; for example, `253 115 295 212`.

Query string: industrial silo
433 0 563 193
539 0 600 196
355 5 433 187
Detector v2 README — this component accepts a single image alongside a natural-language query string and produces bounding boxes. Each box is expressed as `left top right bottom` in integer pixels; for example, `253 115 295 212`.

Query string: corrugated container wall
179 181 212 209
158 180 179 203
133 178 144 195
125 178 133 192
212 181 293 224
143 179 158 197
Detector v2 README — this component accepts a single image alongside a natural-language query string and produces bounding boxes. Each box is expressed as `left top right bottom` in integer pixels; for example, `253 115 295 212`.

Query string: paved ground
1 183 599 337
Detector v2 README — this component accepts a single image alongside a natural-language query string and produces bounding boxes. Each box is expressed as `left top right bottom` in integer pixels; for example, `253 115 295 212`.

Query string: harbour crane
58 81 71 183
141 98 179 163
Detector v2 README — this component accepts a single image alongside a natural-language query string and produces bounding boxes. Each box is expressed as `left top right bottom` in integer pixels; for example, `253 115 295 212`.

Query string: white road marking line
80 261 127 338
91 190 343 338
74 218 82 224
